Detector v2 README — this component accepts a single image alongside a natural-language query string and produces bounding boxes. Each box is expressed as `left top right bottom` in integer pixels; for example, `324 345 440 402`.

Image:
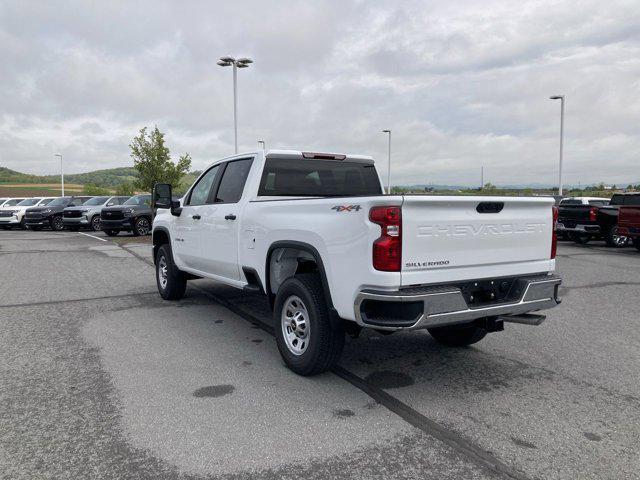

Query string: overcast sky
1 0 639 186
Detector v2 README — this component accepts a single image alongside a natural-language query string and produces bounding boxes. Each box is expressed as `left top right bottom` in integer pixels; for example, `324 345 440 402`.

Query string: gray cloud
1 0 639 186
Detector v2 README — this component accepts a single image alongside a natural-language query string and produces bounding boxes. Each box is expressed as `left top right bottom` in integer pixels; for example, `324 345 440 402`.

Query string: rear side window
187 165 221 206
258 158 382 197
214 159 253 204
624 195 640 206
560 199 581 205
588 200 608 206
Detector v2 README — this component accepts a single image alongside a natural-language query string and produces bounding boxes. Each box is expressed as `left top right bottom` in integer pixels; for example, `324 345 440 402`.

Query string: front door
173 164 222 269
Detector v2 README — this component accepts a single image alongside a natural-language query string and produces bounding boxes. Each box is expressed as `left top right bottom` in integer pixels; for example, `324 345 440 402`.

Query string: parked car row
557 193 640 250
0 194 153 236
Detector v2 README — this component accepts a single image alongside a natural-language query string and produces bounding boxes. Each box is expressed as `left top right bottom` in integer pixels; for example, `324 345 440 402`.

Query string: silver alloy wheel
92 216 101 231
612 228 628 247
281 295 310 356
158 255 168 290
52 216 63 231
136 217 150 235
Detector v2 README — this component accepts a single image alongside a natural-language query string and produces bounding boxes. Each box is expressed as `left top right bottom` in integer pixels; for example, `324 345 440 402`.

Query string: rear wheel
50 215 64 231
104 229 119 237
633 238 640 252
428 322 488 347
605 226 628 248
274 274 344 376
133 216 151 236
569 232 590 244
90 215 102 231
156 244 187 300
19 217 27 229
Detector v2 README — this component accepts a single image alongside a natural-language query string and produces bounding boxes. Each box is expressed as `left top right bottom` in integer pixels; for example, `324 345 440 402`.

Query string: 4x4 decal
331 205 362 212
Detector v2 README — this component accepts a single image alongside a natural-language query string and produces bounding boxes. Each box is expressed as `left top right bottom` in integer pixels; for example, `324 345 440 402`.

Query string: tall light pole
217 56 253 154
54 154 64 196
550 95 565 196
382 129 391 194
257 140 265 151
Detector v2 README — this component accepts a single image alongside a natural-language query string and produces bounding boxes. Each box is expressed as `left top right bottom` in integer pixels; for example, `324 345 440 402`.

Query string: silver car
62 196 130 231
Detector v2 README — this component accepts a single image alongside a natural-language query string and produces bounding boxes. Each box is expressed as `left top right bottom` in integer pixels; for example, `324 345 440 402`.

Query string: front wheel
133 216 151 236
428 322 487 347
156 244 187 300
274 274 344 376
90 215 102 231
569 232 590 244
50 215 64 231
605 226 628 248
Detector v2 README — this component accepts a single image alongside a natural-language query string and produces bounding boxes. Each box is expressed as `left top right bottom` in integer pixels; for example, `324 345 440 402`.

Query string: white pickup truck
152 150 561 375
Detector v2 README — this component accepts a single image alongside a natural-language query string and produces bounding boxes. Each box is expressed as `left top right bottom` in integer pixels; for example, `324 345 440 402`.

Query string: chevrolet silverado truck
100 194 152 236
557 197 610 244
0 197 55 229
151 150 561 375
25 196 91 231
63 195 130 231
617 206 640 251
594 193 640 247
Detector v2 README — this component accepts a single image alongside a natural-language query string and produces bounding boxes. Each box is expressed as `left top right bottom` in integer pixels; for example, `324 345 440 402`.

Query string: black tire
50 215 64 231
569 232 590 244
155 244 187 300
633 238 640 252
428 322 488 347
90 215 102 232
19 217 27 230
103 229 119 237
604 226 628 248
133 216 151 236
273 273 344 376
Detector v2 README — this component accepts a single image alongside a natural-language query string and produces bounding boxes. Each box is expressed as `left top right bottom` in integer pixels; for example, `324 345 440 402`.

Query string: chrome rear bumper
354 274 561 331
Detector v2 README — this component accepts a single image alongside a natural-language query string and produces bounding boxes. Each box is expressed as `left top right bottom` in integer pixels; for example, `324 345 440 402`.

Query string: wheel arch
152 226 171 265
265 240 341 328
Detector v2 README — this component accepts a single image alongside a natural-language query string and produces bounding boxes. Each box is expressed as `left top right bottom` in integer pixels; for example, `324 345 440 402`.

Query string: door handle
192 214 201 220
225 214 237 221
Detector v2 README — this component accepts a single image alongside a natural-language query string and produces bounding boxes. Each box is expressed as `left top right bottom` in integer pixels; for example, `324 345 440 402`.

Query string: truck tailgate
400 196 555 286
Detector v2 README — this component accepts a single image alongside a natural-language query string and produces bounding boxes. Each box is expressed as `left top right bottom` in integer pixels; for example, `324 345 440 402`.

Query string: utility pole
54 154 64 196
549 95 565 196
382 130 391 194
217 56 253 154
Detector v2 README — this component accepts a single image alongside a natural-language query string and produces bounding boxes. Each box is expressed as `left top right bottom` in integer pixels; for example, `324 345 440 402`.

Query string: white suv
0 197 55 229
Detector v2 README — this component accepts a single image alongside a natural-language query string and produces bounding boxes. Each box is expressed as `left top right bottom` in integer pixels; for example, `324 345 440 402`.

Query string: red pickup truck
617 206 640 251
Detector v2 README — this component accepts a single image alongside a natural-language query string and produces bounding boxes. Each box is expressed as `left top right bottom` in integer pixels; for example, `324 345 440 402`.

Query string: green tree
83 183 111 195
129 126 192 193
115 182 135 196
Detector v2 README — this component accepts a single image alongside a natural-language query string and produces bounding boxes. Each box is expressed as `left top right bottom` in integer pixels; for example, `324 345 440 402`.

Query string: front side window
624 195 640 205
187 165 221 206
47 197 71 206
124 195 151 206
83 196 110 206
17 198 40 206
215 159 253 204
588 200 608 206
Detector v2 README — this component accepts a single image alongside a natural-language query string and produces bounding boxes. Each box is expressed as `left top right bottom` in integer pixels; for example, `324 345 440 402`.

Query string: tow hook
475 316 504 333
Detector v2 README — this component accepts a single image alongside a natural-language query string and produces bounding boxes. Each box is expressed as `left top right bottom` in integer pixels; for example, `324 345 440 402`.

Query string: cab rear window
258 158 382 197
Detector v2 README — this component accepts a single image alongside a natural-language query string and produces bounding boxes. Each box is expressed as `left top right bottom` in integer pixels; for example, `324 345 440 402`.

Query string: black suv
101 194 152 236
25 196 92 231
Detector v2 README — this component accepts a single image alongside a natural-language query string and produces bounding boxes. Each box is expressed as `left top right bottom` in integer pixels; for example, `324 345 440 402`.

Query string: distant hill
0 166 138 188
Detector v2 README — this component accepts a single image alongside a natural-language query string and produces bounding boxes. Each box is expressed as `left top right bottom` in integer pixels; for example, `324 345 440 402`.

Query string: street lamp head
236 63 249 68
219 56 235 63
217 61 232 67
382 129 391 133
549 95 564 100
236 58 253 65
54 153 62 158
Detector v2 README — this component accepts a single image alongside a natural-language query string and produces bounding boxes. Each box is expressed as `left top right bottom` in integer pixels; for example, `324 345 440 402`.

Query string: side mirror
107 202 115 207
153 183 182 216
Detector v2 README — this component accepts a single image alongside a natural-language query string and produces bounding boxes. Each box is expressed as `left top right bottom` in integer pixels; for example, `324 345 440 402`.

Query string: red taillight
589 206 598 222
370 206 402 271
551 205 558 259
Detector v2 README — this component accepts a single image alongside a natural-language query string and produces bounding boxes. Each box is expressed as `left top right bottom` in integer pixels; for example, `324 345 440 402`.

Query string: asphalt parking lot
1 230 639 480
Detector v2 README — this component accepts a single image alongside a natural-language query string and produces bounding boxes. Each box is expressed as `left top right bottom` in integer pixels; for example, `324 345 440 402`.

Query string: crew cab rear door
400 196 555 286
197 157 254 280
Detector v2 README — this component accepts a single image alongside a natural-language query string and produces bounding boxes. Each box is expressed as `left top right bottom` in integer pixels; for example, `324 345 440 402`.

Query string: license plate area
455 277 519 308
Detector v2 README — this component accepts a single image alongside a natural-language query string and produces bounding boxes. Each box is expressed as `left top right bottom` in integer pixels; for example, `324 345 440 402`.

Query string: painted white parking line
78 232 107 242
